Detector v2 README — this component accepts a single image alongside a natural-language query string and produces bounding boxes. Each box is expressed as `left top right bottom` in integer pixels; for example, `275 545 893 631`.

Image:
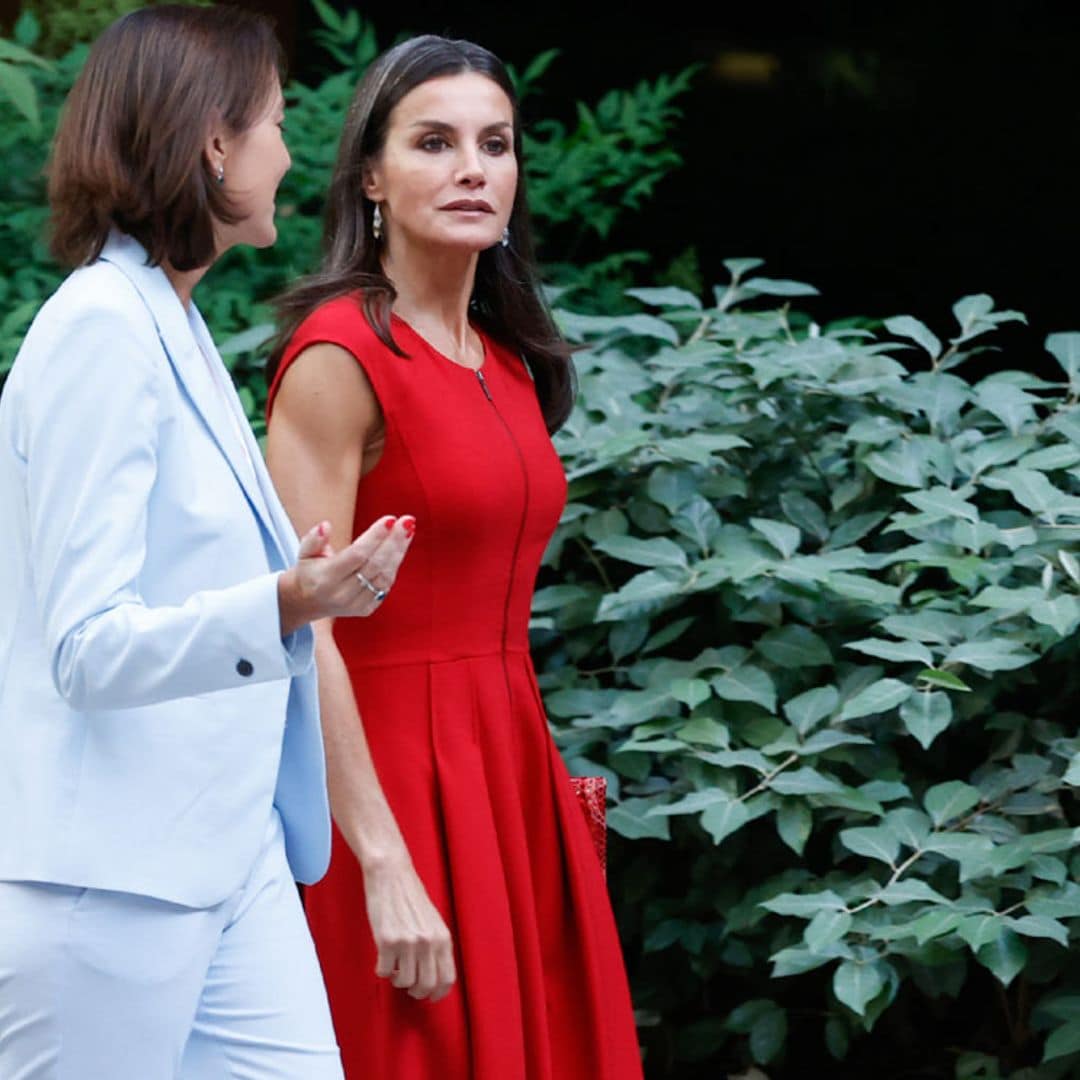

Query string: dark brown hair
270 34 575 433
48 4 283 271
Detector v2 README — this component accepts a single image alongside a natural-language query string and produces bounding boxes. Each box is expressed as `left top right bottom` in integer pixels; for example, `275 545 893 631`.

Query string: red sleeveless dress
268 297 643 1080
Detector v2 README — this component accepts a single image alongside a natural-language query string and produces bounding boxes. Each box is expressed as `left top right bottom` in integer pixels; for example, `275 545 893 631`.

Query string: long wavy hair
269 35 575 432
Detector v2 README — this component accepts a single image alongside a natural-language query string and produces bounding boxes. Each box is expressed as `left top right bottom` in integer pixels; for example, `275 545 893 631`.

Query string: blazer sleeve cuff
236 572 315 683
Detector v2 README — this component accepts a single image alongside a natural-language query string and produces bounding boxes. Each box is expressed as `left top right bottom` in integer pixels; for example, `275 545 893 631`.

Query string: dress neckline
390 312 489 375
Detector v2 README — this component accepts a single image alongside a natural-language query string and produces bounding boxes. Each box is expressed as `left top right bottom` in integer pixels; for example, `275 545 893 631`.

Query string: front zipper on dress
474 365 531 707
475 368 493 402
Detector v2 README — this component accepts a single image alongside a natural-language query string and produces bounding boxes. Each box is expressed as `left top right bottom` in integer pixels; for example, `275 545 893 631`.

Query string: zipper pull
476 369 493 402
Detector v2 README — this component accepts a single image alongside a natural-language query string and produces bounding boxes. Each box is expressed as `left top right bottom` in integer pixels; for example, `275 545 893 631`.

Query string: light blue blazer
0 232 330 908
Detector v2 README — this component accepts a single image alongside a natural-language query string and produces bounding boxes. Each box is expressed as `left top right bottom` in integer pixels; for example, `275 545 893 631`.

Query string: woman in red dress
265 35 642 1079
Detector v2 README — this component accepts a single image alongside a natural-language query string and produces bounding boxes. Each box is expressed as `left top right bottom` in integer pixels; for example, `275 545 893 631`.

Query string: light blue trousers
0 813 344 1079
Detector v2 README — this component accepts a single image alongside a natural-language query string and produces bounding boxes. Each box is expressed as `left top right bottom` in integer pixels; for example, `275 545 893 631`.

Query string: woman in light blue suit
0 7 417 1077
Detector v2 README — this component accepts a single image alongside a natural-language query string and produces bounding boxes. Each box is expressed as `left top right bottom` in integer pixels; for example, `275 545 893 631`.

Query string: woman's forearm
314 625 411 871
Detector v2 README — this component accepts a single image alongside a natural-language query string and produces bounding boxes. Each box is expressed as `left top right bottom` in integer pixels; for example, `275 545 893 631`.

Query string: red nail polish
401 517 416 538
383 517 396 531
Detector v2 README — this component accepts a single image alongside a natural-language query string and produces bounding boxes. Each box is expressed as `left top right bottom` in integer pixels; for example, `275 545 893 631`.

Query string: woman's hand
363 854 456 1002
278 515 415 637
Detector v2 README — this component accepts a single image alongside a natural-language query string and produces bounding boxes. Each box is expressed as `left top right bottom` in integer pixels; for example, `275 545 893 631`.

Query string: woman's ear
204 124 228 183
361 161 383 202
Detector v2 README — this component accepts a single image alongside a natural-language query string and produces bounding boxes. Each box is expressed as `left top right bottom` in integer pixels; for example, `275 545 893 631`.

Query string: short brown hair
48 4 283 271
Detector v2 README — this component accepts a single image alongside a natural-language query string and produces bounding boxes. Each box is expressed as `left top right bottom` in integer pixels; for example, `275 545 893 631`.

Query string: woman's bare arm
267 343 455 1002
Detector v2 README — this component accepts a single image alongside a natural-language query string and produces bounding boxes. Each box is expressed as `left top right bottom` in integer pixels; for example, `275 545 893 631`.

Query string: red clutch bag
570 776 607 873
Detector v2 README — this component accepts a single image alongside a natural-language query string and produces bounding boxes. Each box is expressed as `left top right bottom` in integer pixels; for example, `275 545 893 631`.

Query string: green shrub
0 3 694 427
537 268 1080 1076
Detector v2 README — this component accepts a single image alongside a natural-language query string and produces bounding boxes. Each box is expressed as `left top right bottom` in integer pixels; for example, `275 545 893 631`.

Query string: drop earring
216 164 225 185
372 204 383 241
500 225 510 249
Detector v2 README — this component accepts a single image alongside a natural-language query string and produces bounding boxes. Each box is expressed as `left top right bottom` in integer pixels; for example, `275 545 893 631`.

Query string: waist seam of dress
342 645 531 671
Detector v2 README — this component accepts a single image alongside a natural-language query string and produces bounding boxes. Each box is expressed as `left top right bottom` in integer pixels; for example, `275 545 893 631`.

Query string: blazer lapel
99 232 292 567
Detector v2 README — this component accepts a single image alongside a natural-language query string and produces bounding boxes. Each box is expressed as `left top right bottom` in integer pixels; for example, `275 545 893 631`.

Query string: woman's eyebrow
408 119 513 135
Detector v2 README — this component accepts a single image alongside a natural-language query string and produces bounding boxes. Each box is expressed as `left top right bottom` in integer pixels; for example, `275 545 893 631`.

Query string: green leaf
669 677 711 709
833 960 885 1016
909 907 965 944
1060 549 1080 587
924 781 982 826
0 61 38 129
1008 915 1069 948
593 534 688 568
923 833 994 871
883 807 932 849
701 798 752 845
1029 596 1080 638
957 914 1004 952
757 625 832 668
218 323 275 355
975 382 1038 435
839 826 900 865
827 572 903 606
1063 753 1080 787
885 315 941 359
780 491 830 542
825 1017 850 1061
722 257 765 280
984 468 1080 519
608 619 650 660
846 638 934 666
626 285 702 310
903 486 980 524
839 678 912 721
1046 331 1080 389
776 800 812 855
642 616 695 654
11 11 41 49
1028 883 1080 919
557 310 680 344
976 927 1028 987
649 789 734 817
596 567 688 620
646 466 698 513
944 640 1037 672
750 517 801 559
865 444 928 488
877 880 952 906
770 767 846 797
711 665 777 713
900 690 953 750
761 889 847 917
794 729 873 755
805 908 853 952
916 668 972 692
749 1006 787 1065
1044 1022 1080 1063
533 584 595 612
1017 443 1080 471
771 942 851 978
606 798 671 840
953 293 994 332
783 686 839 735
742 275 820 299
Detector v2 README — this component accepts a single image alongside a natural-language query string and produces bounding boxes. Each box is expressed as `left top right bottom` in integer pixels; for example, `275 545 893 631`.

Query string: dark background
9 0 1080 367
262 0 1080 372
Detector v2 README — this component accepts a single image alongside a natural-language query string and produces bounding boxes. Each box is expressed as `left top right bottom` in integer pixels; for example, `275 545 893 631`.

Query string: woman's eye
483 138 509 155
420 134 448 151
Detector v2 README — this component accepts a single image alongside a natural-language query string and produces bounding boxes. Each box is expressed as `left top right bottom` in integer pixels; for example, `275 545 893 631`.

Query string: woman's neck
382 241 480 362
162 263 209 310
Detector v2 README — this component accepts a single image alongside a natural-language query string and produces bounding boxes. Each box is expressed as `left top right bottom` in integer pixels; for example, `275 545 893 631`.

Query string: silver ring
355 571 387 603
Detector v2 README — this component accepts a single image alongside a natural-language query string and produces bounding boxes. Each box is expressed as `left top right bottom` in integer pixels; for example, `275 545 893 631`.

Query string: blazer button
236 659 254 677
